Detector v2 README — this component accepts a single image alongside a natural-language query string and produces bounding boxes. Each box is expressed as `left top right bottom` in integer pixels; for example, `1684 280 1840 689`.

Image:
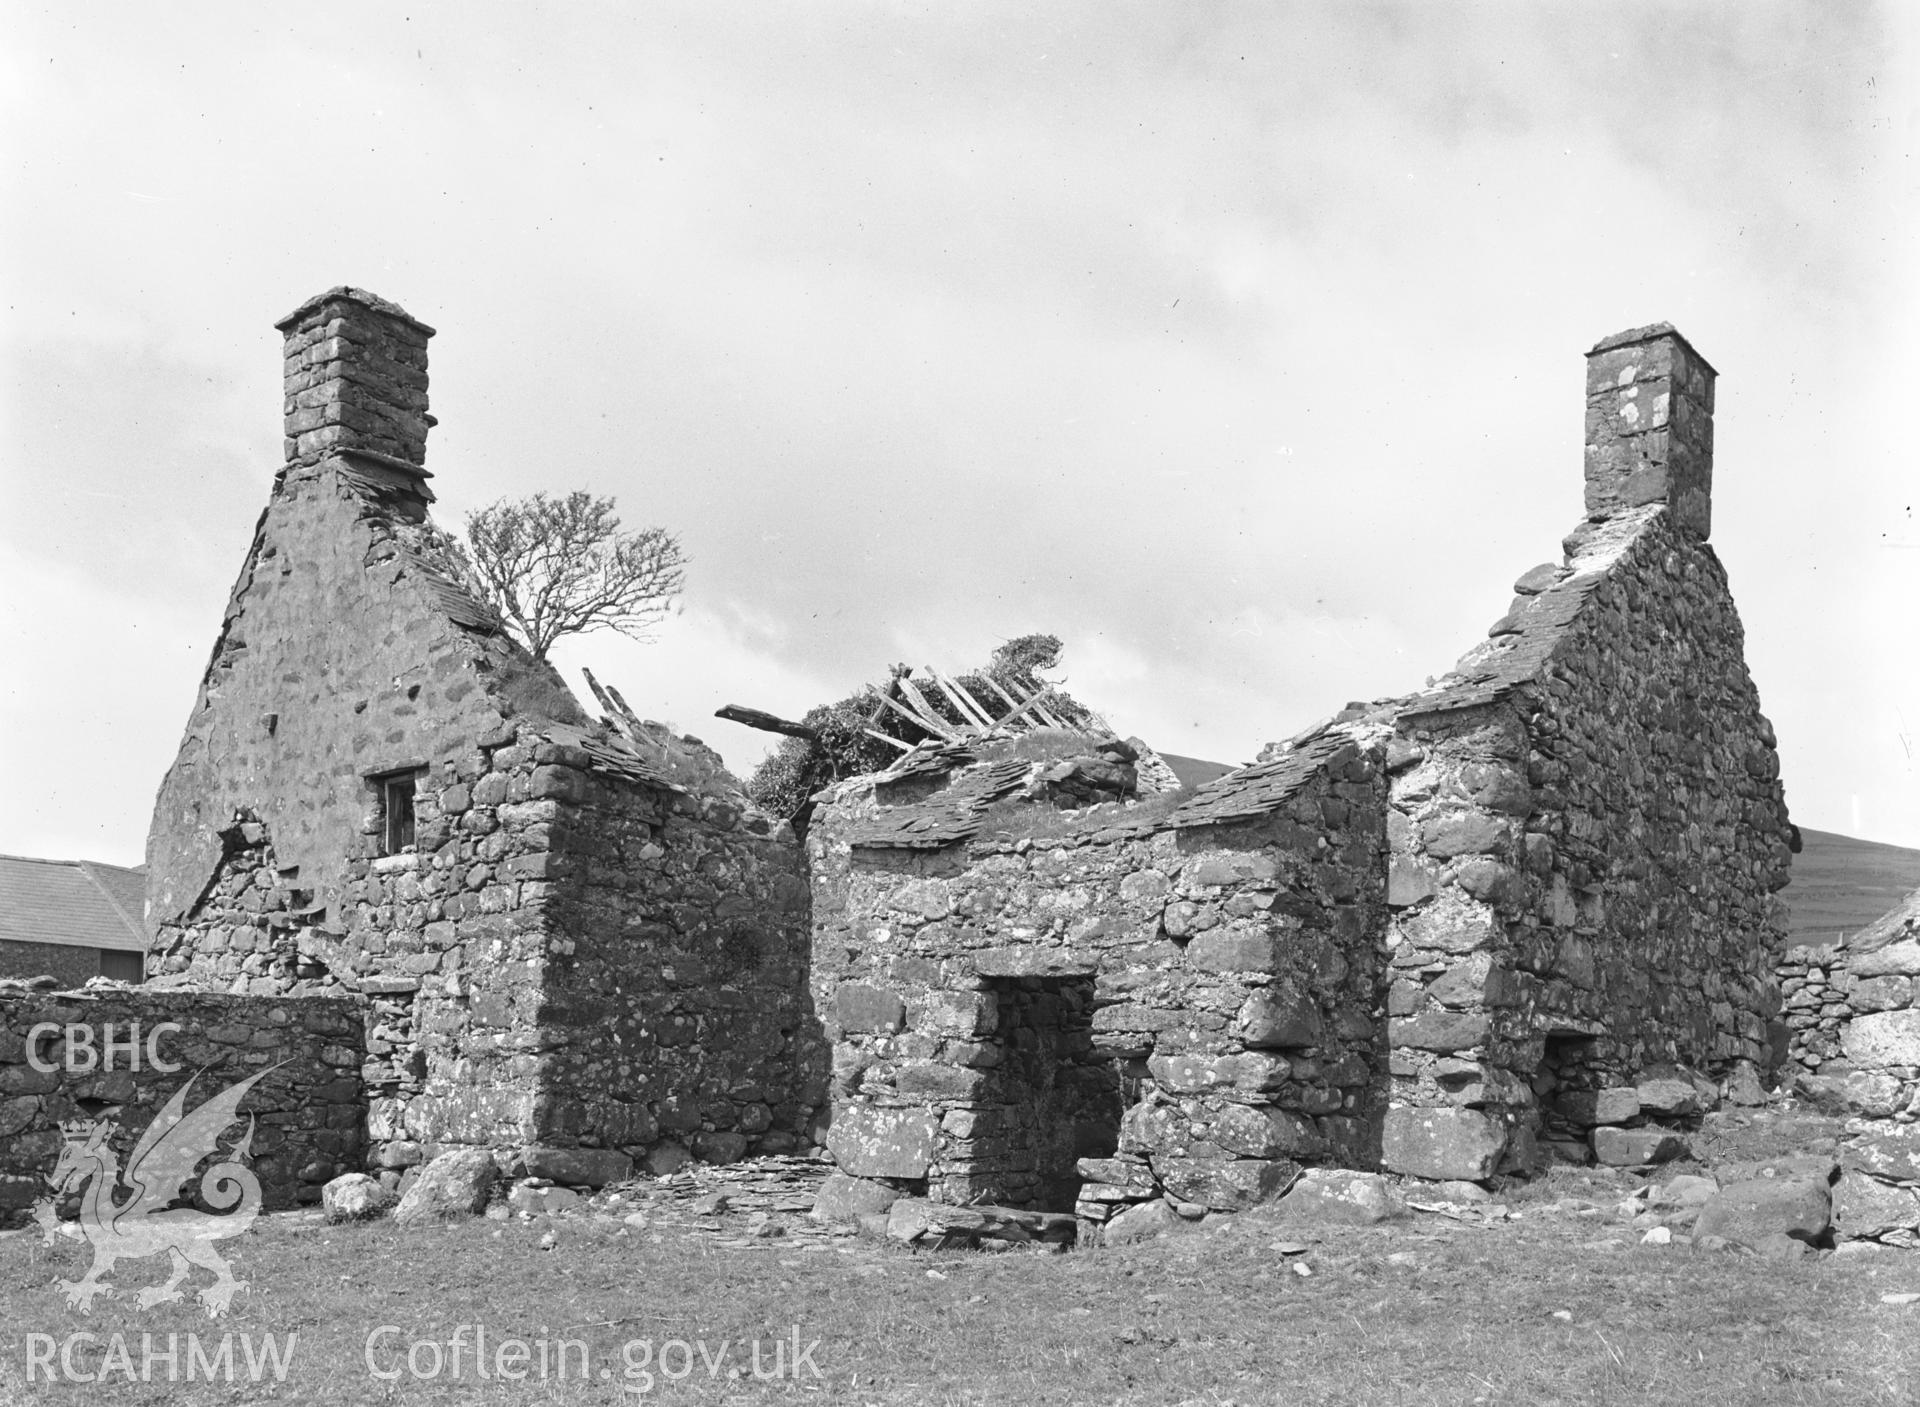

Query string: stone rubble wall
0 986 364 1220
145 456 535 941
0 942 107 989
534 737 827 1175
1379 506 1791 1180
808 738 1386 1218
275 285 434 471
1784 889 1920 1120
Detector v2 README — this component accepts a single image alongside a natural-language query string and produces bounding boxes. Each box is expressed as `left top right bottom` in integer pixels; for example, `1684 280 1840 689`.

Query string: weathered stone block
1832 1172 1920 1240
1842 1011 1920 1069
1155 1156 1300 1211
1844 1125 1920 1185
811 1172 901 1222
1185 929 1280 973
1381 1107 1507 1181
1554 1087 1640 1127
1148 1052 1290 1097
826 1106 938 1179
1591 1127 1687 1166
1634 1074 1705 1118
521 1146 633 1187
1389 1009 1490 1053
835 983 906 1033
1851 939 1920 978
1420 813 1507 860
393 1147 499 1224
1205 1103 1322 1159
1272 1169 1407 1225
1235 987 1323 1048
1388 860 1437 908
322 1172 396 1222
1693 1178 1831 1249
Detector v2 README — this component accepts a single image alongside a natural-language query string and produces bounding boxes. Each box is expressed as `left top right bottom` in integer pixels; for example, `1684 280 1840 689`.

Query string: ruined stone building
143 288 825 1187
104 294 1791 1222
806 324 1793 1221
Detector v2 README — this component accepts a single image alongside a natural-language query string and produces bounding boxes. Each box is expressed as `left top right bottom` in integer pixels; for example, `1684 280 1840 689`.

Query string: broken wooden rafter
896 675 966 738
861 727 916 752
714 704 819 741
871 686 960 741
924 666 997 730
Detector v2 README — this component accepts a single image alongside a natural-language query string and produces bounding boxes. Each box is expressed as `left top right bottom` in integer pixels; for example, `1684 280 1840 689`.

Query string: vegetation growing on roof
745 633 1101 822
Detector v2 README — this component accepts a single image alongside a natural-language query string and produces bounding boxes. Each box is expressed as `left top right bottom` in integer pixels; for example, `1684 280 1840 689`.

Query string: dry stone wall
1783 889 1920 1120
0 984 363 1220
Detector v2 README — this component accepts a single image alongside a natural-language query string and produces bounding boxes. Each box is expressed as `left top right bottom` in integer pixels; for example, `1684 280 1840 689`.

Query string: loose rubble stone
1693 1178 1831 1250
1102 1199 1179 1245
1833 1172 1920 1241
1271 1169 1408 1226
810 1172 901 1222
1592 1128 1689 1167
322 1172 396 1223
393 1148 499 1225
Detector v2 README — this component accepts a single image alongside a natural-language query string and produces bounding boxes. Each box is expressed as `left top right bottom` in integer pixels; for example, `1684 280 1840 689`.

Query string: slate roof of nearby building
0 855 150 953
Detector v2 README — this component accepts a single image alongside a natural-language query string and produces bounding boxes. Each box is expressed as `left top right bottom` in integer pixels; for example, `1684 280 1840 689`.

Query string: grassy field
1787 829 1920 947
4 1165 1918 1407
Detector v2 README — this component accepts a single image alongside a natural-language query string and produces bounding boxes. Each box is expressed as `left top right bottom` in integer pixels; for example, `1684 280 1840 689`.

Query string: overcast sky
3 2 1914 868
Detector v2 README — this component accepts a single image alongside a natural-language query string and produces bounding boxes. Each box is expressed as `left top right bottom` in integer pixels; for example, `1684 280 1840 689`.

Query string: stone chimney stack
274 287 436 476
1583 323 1715 540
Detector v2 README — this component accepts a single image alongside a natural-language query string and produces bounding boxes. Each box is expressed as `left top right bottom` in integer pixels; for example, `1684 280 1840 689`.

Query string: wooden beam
897 675 966 737
925 666 995 729
873 687 959 741
976 672 1026 721
714 704 819 741
861 727 916 752
580 666 628 735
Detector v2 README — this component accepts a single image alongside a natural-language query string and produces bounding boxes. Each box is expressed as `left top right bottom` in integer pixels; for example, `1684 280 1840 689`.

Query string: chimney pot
1582 322 1715 539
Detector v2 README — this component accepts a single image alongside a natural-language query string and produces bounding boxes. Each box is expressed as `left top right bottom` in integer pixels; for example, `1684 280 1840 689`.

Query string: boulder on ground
393 1148 500 1226
644 1143 694 1177
1272 1169 1408 1226
321 1172 396 1223
507 1182 585 1217
1651 1174 1719 1209
1692 1177 1831 1250
811 1172 900 1222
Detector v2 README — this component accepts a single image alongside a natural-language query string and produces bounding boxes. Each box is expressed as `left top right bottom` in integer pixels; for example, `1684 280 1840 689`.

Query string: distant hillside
1785 828 1920 948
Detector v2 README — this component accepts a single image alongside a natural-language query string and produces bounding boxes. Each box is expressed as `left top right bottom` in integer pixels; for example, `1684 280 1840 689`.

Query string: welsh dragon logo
32 1065 277 1318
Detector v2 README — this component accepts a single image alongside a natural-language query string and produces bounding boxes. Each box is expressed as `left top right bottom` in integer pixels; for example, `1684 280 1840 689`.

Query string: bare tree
462 491 686 661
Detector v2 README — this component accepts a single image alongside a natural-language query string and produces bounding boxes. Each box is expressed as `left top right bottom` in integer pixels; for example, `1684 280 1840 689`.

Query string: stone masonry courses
142 287 826 1195
806 322 1793 1230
